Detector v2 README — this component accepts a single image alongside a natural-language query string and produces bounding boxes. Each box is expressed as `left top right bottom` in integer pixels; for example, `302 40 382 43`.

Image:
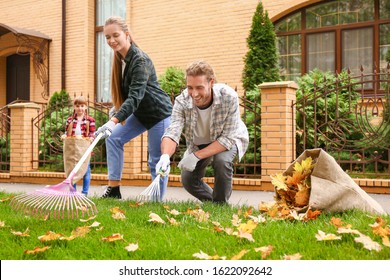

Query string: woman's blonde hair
104 16 136 111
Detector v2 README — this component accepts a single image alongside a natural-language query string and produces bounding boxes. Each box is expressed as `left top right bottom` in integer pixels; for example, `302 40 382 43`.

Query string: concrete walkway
1 182 389 213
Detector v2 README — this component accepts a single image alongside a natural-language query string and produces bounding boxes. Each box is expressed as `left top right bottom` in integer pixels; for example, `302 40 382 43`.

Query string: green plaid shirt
163 84 249 161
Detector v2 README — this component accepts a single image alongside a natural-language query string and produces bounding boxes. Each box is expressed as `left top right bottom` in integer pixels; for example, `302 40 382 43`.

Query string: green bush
159 66 186 99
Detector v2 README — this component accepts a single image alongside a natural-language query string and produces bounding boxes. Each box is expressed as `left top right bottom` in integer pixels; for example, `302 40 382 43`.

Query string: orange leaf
102 233 124 242
129 202 144 208
231 249 250 260
234 229 255 242
255 245 273 259
286 171 306 187
305 209 321 220
71 226 90 237
294 188 310 207
38 231 63 242
243 207 253 218
24 246 50 255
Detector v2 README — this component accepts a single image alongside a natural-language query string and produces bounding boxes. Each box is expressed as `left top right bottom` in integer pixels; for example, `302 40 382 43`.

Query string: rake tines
137 174 161 202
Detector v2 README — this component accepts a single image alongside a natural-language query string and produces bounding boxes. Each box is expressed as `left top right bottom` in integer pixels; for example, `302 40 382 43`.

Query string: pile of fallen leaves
270 156 315 207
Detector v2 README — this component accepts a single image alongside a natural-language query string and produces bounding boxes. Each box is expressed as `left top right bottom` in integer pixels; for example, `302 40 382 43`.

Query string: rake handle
67 132 104 181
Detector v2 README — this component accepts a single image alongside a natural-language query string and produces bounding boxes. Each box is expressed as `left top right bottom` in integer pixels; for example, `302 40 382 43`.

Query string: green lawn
0 191 389 260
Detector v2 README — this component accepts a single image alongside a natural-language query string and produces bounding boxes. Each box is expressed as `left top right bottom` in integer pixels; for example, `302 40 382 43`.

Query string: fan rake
10 132 104 219
137 173 163 202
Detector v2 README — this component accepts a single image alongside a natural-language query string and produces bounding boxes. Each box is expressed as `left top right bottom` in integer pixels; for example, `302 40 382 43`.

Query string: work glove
178 153 200 172
156 154 171 176
95 120 116 139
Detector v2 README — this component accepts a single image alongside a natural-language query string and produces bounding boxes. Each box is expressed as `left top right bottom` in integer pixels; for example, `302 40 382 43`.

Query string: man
156 60 249 203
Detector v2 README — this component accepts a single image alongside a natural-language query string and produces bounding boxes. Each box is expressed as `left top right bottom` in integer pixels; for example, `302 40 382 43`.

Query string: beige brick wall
0 0 316 105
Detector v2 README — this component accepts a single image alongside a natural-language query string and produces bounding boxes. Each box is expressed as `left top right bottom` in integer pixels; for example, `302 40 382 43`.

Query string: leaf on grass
231 214 241 227
60 235 76 241
125 243 139 252
283 253 302 260
80 216 96 222
166 215 180 226
148 213 165 224
234 229 255 242
258 201 276 212
89 221 101 228
271 173 287 191
231 249 250 260
102 233 124 242
243 207 253 218
369 217 390 237
248 215 266 224
38 231 63 242
354 234 382 252
193 250 226 260
305 209 321 220
315 230 341 241
24 246 50 255
110 207 126 220
0 220 6 228
129 202 144 208
11 228 30 237
382 236 390 247
289 210 306 221
190 209 210 223
167 209 181 216
255 245 273 259
0 196 13 202
71 226 91 237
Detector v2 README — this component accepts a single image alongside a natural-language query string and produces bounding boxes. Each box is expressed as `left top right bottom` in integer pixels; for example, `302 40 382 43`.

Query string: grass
0 191 389 260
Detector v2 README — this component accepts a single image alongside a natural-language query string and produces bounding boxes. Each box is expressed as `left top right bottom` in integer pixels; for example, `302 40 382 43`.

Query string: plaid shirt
65 114 96 138
163 84 249 161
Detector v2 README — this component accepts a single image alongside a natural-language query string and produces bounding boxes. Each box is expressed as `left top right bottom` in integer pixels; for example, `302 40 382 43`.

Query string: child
63 96 96 195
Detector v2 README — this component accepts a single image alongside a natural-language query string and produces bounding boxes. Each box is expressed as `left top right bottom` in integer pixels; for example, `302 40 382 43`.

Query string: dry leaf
112 212 126 220
237 220 257 234
80 216 96 222
129 202 144 207
234 229 255 242
354 234 382 252
71 226 91 237
192 250 226 260
167 209 181 216
283 253 302 260
11 228 30 237
89 221 101 228
125 243 139 252
102 233 124 242
0 220 5 228
190 209 210 223
232 214 241 227
24 246 50 255
148 213 165 224
248 215 266 224
295 188 310 207
305 209 321 220
255 245 273 259
166 215 180 226
243 207 253 218
315 230 341 241
231 249 250 260
38 231 63 242
382 236 390 247
336 228 361 235
271 173 288 191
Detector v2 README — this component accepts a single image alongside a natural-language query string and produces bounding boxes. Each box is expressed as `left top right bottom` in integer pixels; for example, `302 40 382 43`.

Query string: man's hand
95 120 116 139
178 153 200 172
156 154 171 176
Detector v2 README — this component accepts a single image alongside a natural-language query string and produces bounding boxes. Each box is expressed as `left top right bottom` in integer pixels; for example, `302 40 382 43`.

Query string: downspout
61 0 66 90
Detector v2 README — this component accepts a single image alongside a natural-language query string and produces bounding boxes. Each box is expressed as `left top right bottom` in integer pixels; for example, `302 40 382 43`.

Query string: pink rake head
11 172 98 219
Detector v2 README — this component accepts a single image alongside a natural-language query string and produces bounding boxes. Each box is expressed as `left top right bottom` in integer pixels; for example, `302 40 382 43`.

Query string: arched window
275 0 390 82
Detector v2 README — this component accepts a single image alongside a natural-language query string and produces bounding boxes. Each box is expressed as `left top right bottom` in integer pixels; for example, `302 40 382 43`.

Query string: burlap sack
63 137 91 185
283 148 386 215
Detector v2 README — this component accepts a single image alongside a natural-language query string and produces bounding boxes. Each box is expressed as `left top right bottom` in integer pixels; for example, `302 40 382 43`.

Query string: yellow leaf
24 246 50 255
11 228 30 237
125 243 139 252
255 245 273 259
234 229 255 242
38 231 63 242
315 230 342 241
294 157 314 173
112 212 126 220
110 207 125 214
382 236 390 247
71 226 91 237
237 220 257 234
0 220 6 227
231 249 250 260
148 213 165 224
284 253 302 260
270 173 287 191
243 207 253 218
129 202 144 207
102 233 124 242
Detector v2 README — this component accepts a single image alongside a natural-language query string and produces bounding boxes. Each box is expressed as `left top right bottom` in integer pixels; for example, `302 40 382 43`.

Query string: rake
137 173 164 202
10 132 104 219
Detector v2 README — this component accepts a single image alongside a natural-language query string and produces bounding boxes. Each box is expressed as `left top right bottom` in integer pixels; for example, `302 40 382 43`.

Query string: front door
6 54 30 103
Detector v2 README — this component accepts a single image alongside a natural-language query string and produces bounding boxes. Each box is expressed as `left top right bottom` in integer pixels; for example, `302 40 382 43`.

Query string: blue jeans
73 163 91 195
106 115 171 200
181 145 238 203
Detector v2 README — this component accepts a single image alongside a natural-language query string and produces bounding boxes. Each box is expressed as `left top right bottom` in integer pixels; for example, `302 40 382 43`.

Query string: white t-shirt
193 105 212 145
75 120 82 136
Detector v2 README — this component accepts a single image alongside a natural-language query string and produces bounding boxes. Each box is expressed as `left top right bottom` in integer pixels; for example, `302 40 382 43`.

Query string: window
275 0 390 82
96 0 126 102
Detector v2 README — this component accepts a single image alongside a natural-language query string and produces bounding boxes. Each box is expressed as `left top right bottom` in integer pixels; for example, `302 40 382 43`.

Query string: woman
96 16 172 199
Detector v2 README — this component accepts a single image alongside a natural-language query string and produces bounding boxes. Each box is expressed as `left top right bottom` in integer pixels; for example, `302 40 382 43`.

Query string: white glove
95 120 116 139
178 153 200 172
156 154 171 176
